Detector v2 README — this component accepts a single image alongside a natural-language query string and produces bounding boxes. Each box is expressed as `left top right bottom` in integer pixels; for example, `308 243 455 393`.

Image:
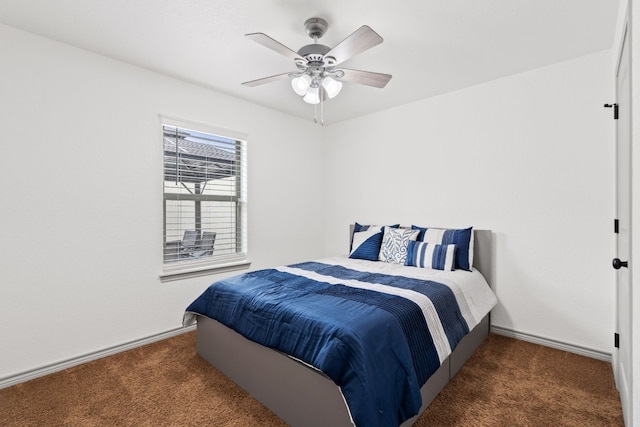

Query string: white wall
0 18 619 383
323 50 615 354
0 24 326 380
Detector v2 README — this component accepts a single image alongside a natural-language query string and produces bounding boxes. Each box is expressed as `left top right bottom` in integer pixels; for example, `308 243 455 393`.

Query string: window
161 118 248 278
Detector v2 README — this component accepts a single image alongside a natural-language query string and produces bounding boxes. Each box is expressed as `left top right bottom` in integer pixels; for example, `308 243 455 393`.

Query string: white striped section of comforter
324 256 492 330
277 265 454 363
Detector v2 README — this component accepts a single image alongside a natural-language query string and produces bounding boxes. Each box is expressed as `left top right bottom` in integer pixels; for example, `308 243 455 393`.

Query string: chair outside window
190 231 216 258
164 230 200 261
179 230 200 257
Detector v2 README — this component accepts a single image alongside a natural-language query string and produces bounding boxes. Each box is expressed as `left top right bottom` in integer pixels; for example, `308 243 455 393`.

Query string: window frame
159 116 250 281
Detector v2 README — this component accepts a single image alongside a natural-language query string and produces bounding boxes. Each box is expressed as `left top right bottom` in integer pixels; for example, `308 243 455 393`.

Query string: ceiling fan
242 17 392 125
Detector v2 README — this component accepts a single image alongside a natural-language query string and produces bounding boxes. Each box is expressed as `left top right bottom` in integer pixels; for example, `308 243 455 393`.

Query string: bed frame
195 229 493 427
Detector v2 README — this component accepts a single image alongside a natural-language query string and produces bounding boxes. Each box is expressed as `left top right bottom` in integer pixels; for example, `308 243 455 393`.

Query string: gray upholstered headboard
348 225 493 287
472 229 493 286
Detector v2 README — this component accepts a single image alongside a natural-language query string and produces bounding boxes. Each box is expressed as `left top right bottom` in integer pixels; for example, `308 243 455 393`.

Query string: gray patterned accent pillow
379 227 420 263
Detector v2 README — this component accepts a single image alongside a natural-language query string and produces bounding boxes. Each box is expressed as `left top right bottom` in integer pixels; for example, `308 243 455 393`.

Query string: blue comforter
184 261 469 427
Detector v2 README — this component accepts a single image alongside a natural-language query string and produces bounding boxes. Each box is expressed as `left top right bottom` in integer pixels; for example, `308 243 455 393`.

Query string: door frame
630 2 640 426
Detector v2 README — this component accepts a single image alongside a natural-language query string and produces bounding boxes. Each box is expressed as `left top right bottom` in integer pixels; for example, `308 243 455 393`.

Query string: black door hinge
615 219 619 234
615 333 620 348
604 103 619 119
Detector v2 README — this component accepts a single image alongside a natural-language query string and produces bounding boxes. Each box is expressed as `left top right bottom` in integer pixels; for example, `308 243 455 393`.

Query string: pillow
411 225 473 271
350 227 384 261
350 222 399 251
405 241 457 270
353 222 378 233
353 222 400 232
378 226 419 264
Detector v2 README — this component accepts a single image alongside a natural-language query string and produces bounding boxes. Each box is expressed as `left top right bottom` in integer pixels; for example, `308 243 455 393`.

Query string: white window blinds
162 120 247 268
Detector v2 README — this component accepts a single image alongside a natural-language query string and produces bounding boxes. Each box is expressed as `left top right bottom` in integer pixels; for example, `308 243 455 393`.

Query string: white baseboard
491 325 612 362
1 324 611 390
0 325 196 390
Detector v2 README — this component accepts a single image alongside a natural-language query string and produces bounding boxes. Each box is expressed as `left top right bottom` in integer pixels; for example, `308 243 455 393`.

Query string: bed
183 226 496 427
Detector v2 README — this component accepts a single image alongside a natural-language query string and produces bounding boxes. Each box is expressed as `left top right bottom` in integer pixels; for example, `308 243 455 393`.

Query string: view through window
162 122 247 267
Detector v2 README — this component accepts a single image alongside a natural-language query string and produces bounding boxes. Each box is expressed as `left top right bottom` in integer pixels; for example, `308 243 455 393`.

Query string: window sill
159 258 251 282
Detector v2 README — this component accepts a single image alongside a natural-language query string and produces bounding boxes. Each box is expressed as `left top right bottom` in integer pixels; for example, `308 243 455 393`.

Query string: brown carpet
0 332 623 426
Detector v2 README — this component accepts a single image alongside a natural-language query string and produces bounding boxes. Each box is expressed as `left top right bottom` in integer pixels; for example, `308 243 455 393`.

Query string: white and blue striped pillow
405 241 457 270
411 226 473 271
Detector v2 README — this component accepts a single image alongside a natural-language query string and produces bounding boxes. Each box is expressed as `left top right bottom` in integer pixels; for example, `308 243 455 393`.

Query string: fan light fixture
242 17 392 125
291 75 343 104
322 76 343 99
291 74 311 96
303 84 320 104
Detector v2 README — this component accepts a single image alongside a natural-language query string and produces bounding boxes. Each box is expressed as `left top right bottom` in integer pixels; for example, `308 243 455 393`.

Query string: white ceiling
0 0 621 124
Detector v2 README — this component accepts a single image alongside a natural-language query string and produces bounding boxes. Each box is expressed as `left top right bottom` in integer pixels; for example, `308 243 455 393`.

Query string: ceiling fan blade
339 68 392 88
324 25 383 65
242 72 292 87
246 32 304 61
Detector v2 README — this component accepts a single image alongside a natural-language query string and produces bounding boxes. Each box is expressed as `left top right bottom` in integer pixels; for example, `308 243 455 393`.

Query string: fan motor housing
297 44 331 64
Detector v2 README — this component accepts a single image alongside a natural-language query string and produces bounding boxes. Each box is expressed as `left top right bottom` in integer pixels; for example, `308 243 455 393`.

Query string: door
614 20 632 427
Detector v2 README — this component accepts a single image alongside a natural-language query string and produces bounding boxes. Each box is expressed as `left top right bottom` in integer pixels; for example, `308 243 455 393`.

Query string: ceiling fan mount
303 17 328 40
242 17 392 124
